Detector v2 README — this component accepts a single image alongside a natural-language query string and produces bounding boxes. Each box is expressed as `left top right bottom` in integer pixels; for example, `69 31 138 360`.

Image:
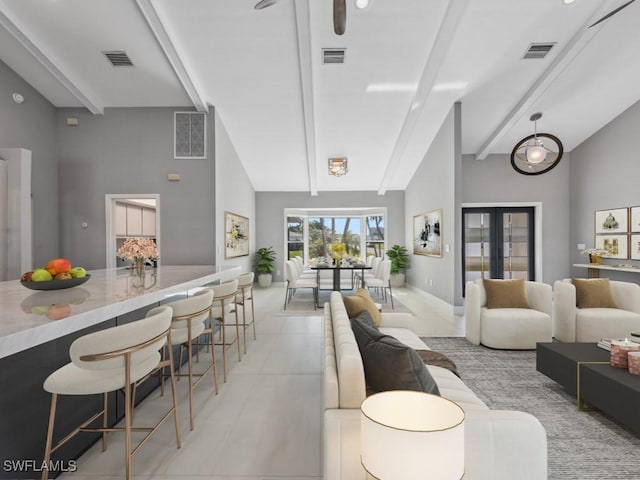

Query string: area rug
421 337 640 479
280 288 411 315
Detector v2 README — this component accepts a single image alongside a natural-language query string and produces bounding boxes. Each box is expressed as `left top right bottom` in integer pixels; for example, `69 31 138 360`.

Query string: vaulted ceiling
1 0 639 194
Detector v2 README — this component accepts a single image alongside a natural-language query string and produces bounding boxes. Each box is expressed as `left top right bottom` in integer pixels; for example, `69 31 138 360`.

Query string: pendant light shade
511 113 563 175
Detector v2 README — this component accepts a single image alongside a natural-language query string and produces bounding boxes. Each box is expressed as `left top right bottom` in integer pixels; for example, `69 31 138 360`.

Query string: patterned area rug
421 337 640 480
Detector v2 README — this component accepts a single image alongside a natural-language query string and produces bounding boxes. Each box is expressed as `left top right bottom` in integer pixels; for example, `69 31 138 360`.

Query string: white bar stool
211 279 240 382
235 272 256 354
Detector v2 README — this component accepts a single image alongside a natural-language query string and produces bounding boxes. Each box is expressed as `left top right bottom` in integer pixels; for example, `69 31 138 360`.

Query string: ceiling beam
293 0 318 196
0 2 103 114
474 2 615 160
135 0 208 113
377 0 469 195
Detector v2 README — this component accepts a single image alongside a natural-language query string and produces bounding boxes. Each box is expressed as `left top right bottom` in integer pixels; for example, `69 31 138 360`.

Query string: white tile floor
60 285 462 479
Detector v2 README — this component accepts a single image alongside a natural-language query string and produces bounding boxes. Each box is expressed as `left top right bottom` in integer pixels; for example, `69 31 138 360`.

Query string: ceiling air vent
103 51 134 67
322 48 346 64
522 43 556 60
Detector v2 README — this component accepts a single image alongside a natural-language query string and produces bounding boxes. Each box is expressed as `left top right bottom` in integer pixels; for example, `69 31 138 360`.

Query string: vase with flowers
581 248 608 265
117 238 158 283
330 242 346 265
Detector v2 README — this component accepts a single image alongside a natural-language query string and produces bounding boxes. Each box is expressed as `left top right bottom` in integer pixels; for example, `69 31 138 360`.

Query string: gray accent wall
0 59 58 267
569 98 640 282
461 152 571 286
214 110 255 274
56 107 216 269
404 106 459 306
255 191 405 283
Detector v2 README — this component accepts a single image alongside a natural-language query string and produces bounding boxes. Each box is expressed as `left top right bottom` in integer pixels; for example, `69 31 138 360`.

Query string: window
308 217 362 259
287 216 304 260
365 215 385 258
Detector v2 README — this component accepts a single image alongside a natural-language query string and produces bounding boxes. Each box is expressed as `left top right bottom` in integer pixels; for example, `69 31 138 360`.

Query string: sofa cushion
343 288 382 326
483 279 530 309
572 278 618 309
350 310 378 330
350 316 440 395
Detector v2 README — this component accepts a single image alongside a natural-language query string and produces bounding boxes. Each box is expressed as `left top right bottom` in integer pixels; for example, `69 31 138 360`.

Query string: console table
573 263 640 279
0 265 240 479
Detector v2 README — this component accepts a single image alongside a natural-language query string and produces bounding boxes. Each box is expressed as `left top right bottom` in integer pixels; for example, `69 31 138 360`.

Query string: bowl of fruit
20 258 90 291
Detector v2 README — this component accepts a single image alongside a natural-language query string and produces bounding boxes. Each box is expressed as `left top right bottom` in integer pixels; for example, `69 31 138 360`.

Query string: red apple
54 272 72 280
20 271 33 282
46 258 72 276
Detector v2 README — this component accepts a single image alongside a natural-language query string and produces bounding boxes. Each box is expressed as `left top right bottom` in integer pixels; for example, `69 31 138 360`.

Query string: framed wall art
594 208 628 234
630 206 640 233
413 209 443 257
594 234 628 259
631 235 640 260
225 211 249 258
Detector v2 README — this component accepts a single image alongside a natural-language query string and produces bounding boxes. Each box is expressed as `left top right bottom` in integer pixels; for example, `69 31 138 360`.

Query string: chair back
292 256 304 274
69 305 172 371
370 257 381 276
212 279 239 301
366 255 374 267
236 272 255 301
376 259 391 282
286 260 299 283
161 288 214 332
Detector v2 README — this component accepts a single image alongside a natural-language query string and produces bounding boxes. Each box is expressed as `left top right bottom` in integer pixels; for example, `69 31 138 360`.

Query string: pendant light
510 113 563 176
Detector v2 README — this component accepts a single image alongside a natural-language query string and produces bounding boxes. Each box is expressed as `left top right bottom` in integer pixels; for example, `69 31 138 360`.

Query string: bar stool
149 288 217 431
235 272 256 354
211 279 240 382
41 306 181 480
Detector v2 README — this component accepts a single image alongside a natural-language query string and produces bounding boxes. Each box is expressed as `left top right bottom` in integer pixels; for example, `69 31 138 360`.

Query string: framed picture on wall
630 207 640 233
413 209 443 257
225 211 249 258
631 235 640 260
594 234 628 259
594 208 628 234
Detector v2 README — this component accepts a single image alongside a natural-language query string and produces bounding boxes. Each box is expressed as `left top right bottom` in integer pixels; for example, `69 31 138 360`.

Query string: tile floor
61 284 462 479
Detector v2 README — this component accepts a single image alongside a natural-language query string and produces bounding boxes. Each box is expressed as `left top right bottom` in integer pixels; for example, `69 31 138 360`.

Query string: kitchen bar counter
0 265 240 360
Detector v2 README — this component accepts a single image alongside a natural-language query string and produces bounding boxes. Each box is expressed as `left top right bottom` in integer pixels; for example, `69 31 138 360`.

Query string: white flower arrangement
117 237 158 262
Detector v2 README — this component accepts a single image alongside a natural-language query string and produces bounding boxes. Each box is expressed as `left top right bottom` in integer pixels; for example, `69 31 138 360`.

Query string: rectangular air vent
174 112 206 159
322 48 346 64
103 51 134 67
522 43 556 60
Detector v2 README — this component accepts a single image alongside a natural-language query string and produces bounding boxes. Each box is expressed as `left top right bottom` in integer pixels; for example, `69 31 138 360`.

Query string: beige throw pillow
571 278 618 309
483 279 530 309
343 288 382 326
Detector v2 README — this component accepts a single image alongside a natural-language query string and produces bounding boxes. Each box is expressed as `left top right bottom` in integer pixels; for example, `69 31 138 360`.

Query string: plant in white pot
386 245 409 287
255 247 276 287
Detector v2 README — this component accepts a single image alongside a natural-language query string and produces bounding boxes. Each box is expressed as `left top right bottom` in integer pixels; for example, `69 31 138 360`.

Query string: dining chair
365 259 394 308
284 260 318 310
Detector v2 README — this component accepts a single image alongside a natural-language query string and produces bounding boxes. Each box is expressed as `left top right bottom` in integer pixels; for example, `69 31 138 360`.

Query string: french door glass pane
502 213 529 279
464 213 491 283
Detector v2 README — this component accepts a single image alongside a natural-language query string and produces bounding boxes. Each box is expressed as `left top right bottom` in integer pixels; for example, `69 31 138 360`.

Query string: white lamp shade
361 391 464 480
525 144 546 164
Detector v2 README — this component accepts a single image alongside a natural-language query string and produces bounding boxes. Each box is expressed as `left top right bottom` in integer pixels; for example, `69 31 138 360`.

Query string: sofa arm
525 282 552 316
379 312 415 329
553 280 576 342
465 410 547 480
465 281 482 345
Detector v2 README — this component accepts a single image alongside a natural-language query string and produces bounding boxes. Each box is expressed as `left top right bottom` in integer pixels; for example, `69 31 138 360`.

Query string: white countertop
0 265 241 359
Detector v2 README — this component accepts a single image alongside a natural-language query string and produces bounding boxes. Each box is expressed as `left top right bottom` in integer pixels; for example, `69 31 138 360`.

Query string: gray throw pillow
351 310 378 330
350 316 440 396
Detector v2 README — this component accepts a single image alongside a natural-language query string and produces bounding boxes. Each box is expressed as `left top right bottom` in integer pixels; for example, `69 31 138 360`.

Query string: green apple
70 267 87 278
31 269 53 282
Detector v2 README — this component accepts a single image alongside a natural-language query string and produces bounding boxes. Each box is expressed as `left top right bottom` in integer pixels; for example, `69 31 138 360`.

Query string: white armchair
553 279 640 342
465 279 553 349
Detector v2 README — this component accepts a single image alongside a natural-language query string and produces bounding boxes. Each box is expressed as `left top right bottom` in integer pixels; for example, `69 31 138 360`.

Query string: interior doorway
105 194 160 269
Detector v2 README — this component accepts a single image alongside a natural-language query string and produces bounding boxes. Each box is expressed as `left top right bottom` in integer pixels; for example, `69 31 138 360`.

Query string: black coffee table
537 342 640 435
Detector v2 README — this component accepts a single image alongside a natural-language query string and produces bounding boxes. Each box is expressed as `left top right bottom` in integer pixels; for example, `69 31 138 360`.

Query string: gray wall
56 107 216 269
214 110 255 273
569 98 640 282
405 106 458 305
460 152 571 286
0 59 58 267
255 191 405 283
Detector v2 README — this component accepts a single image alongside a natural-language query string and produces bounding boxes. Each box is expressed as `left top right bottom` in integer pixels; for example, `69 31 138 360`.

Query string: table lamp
360 390 465 480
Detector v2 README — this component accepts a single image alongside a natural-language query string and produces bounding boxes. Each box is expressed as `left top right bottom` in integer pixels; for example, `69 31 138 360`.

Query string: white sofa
323 291 547 480
553 279 640 342
465 279 553 349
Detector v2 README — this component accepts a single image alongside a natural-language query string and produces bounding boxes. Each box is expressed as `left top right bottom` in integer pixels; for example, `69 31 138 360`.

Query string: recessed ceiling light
562 0 576 4
366 83 417 93
355 0 369 8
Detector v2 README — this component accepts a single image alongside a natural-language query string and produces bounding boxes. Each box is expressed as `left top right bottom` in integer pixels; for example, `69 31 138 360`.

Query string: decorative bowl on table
20 274 91 291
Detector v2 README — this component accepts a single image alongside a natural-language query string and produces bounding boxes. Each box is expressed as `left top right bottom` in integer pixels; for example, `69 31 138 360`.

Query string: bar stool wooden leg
41 394 57 480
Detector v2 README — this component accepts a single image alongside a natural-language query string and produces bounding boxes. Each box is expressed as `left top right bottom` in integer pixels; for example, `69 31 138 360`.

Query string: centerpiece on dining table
330 242 347 265
117 237 158 280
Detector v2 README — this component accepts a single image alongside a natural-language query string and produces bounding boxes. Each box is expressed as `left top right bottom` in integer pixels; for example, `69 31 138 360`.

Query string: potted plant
386 245 409 287
255 247 276 287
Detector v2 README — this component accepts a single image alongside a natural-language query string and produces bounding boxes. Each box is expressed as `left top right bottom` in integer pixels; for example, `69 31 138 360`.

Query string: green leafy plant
255 247 276 275
386 245 409 275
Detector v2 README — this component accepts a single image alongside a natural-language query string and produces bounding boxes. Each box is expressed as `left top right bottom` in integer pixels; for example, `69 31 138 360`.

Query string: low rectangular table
537 342 640 435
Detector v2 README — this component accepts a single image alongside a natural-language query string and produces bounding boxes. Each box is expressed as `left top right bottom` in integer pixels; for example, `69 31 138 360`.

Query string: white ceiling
1 0 639 194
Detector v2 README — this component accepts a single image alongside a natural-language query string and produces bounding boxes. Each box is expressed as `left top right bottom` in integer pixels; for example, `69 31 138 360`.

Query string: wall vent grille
522 43 556 60
174 112 207 159
103 51 134 67
322 48 346 64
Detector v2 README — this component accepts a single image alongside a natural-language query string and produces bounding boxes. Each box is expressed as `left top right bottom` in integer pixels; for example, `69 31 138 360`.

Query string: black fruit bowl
20 274 91 291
